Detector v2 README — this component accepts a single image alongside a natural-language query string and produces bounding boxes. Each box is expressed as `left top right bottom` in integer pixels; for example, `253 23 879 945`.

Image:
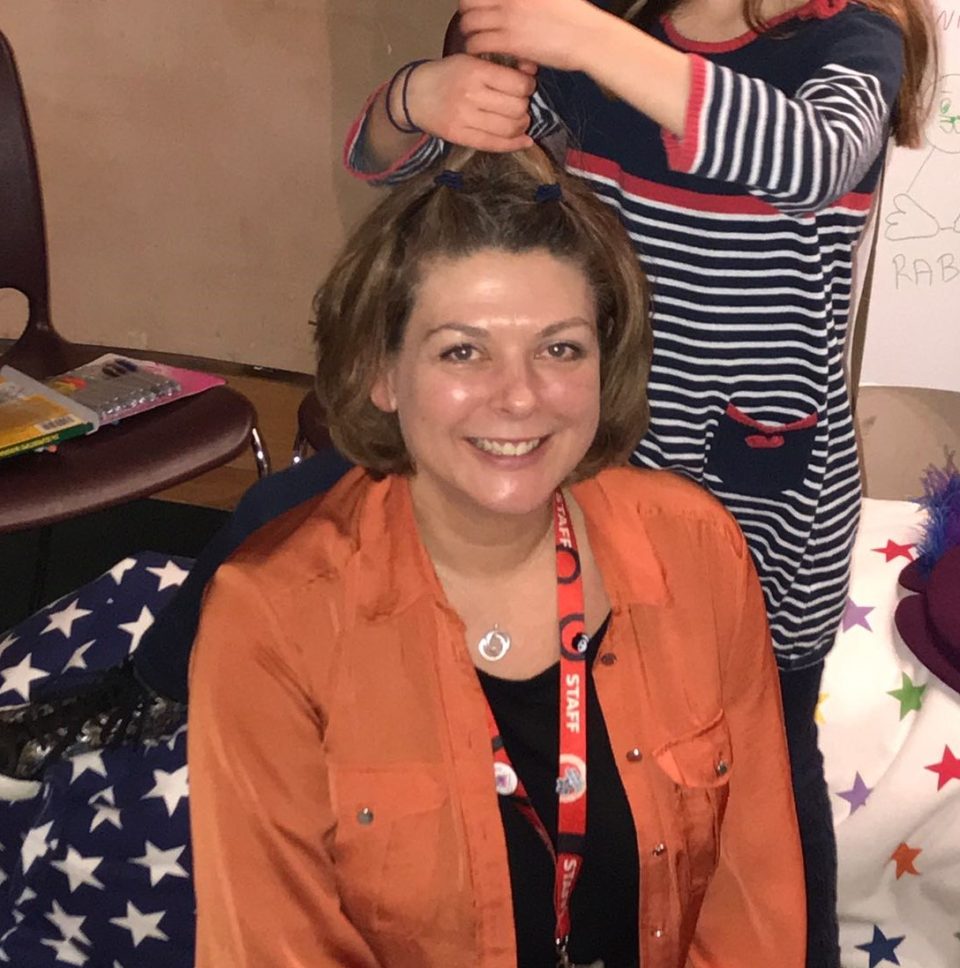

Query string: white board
860 6 960 392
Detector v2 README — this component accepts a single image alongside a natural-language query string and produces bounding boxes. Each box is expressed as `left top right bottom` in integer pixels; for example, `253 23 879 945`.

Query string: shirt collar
349 470 669 622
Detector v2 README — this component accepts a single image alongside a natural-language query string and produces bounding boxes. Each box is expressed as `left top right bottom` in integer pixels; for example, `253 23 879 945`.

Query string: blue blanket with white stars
1 552 194 967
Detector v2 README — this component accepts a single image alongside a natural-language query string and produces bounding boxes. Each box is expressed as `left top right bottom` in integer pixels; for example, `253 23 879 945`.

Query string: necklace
477 624 512 662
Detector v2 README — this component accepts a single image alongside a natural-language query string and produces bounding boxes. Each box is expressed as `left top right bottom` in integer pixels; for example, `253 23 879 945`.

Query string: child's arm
462 0 904 213
345 51 538 186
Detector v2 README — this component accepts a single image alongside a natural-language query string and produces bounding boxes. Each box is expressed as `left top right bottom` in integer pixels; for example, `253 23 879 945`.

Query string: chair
0 30 270 535
292 389 333 464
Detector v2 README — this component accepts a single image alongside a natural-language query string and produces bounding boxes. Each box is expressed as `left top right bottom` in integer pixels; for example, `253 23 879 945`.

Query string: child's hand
404 54 536 152
458 0 605 73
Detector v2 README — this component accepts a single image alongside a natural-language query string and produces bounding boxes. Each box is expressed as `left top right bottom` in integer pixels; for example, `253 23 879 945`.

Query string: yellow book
0 367 99 461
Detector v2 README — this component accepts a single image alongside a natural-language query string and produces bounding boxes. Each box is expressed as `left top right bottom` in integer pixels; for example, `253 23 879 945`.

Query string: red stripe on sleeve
661 55 709 174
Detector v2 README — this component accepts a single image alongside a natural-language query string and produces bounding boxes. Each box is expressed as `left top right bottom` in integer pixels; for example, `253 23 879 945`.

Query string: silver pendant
477 625 511 662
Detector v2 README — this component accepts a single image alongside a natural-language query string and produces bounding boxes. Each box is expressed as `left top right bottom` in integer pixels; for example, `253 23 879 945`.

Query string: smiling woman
187 147 807 968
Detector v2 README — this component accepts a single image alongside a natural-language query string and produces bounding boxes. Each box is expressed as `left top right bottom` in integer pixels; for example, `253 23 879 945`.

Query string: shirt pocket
649 711 732 898
704 402 820 498
329 764 450 940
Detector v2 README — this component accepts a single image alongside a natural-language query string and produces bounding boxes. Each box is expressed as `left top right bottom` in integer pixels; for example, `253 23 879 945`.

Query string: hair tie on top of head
535 182 562 203
434 170 465 191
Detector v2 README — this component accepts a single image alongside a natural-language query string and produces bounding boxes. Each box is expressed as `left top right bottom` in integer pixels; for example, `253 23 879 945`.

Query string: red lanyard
485 490 588 967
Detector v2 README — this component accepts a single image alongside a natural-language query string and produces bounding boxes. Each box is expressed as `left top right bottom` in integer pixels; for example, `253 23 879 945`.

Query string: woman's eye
543 342 583 361
440 344 477 363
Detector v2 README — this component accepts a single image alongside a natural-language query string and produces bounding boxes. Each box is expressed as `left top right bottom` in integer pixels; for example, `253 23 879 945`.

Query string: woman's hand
403 54 537 152
458 0 609 73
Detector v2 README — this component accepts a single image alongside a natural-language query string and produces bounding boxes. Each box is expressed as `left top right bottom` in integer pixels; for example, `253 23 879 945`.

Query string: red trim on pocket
726 403 818 434
746 434 785 449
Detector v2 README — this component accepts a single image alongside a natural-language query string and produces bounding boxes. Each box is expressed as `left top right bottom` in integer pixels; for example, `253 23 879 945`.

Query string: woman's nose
492 359 538 415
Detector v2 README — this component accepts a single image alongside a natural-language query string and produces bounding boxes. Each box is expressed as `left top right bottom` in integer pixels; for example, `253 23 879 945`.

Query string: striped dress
345 0 904 670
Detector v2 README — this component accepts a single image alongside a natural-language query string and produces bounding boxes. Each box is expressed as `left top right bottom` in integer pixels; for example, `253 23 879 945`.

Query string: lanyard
485 490 589 968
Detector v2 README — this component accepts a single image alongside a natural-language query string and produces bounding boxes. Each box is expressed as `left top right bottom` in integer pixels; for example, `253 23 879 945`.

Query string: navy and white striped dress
345 0 904 669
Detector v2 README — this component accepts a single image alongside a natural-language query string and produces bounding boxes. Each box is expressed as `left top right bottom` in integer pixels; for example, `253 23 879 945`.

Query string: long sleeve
686 533 806 967
342 79 447 187
188 564 381 968
663 10 903 214
343 77 564 186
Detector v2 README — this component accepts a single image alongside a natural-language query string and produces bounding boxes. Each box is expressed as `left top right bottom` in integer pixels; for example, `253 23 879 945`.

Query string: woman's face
371 247 600 519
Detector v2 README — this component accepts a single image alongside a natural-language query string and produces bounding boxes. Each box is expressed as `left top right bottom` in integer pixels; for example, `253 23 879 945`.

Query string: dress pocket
705 402 819 498
650 711 733 897
329 764 449 939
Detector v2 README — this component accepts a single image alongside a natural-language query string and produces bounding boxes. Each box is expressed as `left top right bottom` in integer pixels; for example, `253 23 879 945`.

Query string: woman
345 2 937 963
188 146 805 967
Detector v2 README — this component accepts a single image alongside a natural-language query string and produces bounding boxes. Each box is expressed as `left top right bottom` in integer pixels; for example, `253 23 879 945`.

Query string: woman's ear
370 366 398 413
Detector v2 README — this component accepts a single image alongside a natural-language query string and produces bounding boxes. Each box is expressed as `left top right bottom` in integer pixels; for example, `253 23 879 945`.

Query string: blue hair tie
535 182 562 203
434 170 465 191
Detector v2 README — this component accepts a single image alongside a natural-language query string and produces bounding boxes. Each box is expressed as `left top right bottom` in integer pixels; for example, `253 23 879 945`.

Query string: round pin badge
494 761 519 796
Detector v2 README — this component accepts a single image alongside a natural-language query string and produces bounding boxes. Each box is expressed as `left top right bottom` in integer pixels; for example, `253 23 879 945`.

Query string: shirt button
626 747 643 762
715 759 729 777
652 928 665 939
357 807 375 825
599 653 617 666
652 842 667 856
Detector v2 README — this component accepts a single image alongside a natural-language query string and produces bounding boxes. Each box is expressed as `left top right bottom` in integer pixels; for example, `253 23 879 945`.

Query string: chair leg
291 427 312 466
250 426 271 478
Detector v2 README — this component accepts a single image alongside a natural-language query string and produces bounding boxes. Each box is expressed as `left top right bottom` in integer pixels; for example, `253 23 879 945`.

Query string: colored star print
925 746 960 791
842 596 874 632
815 692 829 725
855 925 905 967
889 842 922 879
872 539 915 562
886 673 926 720
837 772 873 814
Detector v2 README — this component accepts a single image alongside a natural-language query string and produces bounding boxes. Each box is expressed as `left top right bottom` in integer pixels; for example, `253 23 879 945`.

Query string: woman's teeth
471 437 544 457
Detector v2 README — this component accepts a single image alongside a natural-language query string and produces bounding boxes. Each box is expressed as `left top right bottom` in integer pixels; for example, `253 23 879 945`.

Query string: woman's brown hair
312 146 652 480
611 0 938 147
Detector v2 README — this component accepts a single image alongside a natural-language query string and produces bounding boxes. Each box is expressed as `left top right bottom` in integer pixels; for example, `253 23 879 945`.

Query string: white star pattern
2 551 195 963
51 847 105 893
62 640 95 673
0 632 17 660
117 606 153 654
109 903 168 947
142 766 189 817
21 822 54 874
41 599 92 638
145 560 188 592
0 654 49 701
88 787 122 833
40 936 88 966
131 841 189 887
165 723 187 752
108 557 137 585
45 899 91 946
69 751 108 783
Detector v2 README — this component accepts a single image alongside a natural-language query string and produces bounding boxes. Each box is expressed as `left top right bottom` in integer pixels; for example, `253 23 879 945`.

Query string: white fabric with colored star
821 498 960 968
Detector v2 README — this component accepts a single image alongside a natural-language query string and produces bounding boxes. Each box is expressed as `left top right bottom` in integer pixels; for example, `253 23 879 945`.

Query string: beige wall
0 0 452 372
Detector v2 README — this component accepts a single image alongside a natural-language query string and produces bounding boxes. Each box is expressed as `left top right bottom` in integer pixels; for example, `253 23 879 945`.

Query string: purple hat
896 546 960 698
895 458 960 699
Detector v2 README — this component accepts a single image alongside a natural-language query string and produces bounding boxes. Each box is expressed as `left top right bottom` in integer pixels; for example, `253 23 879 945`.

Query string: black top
477 616 640 968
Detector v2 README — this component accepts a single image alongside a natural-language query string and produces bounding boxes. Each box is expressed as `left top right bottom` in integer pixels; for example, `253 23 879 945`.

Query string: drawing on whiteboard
884 74 960 240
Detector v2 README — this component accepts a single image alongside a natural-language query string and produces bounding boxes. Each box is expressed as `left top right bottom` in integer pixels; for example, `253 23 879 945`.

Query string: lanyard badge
485 490 589 966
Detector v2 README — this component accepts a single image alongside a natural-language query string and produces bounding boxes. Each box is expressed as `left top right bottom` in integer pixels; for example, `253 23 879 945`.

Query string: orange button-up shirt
189 466 805 967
